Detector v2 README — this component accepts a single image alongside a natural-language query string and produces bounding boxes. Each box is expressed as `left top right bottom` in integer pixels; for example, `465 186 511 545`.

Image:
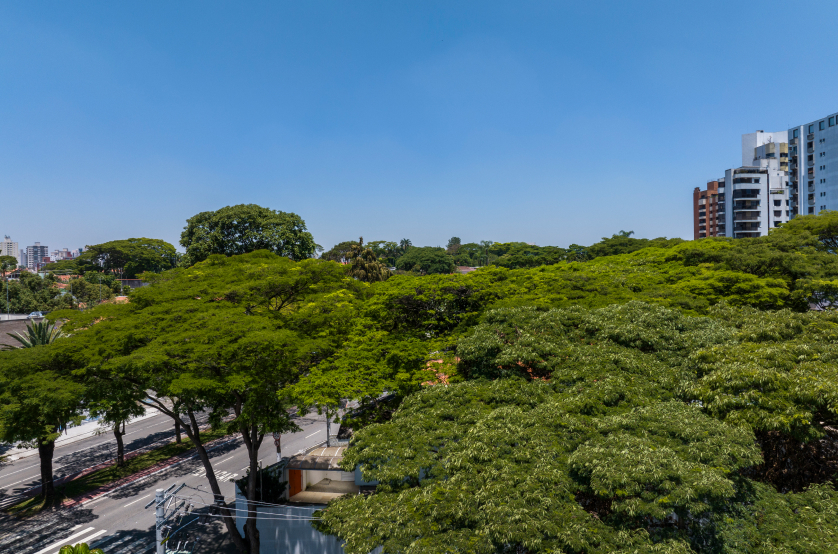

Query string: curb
66 435 239 508
3 426 226 511
4 411 164 462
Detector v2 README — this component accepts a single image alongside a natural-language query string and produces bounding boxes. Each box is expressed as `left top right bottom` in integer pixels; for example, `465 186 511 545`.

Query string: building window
794 129 799 138
831 116 836 127
820 121 826 131
774 199 781 206
809 207 815 214
810 124 815 133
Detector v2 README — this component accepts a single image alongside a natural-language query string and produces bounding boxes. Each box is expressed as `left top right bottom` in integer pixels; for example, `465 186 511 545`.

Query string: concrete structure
742 130 789 172
723 163 789 238
51 248 75 261
1 236 19 265
693 179 724 239
25 242 48 271
788 111 838 216
234 445 381 554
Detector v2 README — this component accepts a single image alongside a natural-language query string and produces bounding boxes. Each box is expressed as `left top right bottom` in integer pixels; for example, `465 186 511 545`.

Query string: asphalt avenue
0 410 333 554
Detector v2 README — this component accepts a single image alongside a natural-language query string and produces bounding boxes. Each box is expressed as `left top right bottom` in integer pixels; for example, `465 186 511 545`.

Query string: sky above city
3 1 838 253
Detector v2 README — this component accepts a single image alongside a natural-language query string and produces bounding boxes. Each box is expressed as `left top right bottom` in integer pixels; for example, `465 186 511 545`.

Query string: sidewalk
2 408 162 462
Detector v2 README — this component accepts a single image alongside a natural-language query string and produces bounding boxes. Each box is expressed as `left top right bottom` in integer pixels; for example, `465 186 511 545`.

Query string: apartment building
695 130 791 238
723 162 789 239
1 236 19 265
26 242 49 271
788 110 838 216
693 180 724 239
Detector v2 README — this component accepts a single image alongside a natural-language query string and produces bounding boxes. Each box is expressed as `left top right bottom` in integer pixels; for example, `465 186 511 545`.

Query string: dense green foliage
317 302 838 553
0 271 74 314
394 246 455 274
304 223 838 554
179 204 318 265
42 238 177 278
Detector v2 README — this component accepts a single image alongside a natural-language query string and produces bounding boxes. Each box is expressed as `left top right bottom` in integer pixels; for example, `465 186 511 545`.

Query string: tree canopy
179 204 318 265
47 250 364 553
394 246 455 275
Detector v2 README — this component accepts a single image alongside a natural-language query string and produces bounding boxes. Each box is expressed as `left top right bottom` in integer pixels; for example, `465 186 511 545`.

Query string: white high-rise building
1 236 19 265
723 159 790 239
788 111 838 216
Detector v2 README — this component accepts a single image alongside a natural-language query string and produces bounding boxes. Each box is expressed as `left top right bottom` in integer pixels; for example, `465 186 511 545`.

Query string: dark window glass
830 116 835 127
794 129 799 138
820 121 826 131
810 124 815 133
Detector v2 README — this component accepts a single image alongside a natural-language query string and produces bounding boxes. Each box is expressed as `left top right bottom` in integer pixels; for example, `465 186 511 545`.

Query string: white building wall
0 237 19 265
742 130 788 167
724 166 789 238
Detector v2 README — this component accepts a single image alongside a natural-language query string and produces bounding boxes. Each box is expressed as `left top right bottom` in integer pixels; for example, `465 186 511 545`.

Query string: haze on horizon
2 1 838 253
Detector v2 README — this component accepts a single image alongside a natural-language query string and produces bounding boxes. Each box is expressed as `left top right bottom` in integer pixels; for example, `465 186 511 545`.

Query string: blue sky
2 1 838 253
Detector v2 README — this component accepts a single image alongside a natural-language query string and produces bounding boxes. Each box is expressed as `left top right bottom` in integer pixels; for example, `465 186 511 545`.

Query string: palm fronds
3 321 66 349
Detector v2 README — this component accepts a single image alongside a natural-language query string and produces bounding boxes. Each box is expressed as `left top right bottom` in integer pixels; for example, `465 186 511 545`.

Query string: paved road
0 411 191 508
0 412 332 554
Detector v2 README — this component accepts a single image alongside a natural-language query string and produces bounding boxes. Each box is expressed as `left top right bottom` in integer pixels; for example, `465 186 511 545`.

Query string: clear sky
2 1 838 254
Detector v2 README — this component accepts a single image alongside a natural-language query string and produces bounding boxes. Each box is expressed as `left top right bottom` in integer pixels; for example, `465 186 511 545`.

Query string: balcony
809 198 816 205
733 167 768 175
808 160 815 167
808 147 815 153
808 133 815 140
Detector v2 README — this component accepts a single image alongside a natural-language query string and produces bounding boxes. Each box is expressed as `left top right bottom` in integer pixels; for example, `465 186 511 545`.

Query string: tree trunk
184 409 250 554
38 438 55 500
114 421 125 466
175 418 182 443
243 424 260 554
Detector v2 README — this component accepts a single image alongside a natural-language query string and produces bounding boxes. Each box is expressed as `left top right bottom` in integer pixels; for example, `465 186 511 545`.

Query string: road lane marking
32 527 96 554
43 529 108 554
123 494 151 507
305 430 322 438
0 463 39 477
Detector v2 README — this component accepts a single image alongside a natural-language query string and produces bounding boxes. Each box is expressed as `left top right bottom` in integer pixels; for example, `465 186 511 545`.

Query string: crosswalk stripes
0 516 62 549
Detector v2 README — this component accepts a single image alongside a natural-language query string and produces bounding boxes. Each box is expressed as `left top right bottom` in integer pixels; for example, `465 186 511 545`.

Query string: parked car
26 311 46 319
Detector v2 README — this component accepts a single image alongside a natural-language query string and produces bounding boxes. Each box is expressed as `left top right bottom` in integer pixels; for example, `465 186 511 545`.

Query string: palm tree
347 237 391 283
3 321 66 349
399 238 412 253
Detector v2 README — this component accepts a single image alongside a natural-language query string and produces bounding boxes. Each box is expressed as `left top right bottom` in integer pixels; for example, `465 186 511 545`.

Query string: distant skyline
3 1 838 253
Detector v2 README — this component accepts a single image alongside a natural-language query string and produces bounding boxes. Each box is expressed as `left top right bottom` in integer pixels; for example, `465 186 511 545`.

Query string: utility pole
154 488 165 554
273 432 281 464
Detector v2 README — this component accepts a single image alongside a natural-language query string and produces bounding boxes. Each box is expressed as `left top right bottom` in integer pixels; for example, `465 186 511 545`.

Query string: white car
26 311 45 319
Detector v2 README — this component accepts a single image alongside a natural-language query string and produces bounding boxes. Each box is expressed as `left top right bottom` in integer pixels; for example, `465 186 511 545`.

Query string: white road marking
305 430 322 438
43 529 108 554
216 456 235 464
123 494 151 507
32 527 96 554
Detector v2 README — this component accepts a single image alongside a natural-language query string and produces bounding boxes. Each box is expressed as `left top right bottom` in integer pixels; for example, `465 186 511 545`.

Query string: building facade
25 242 49 271
723 163 789 239
1 236 19 265
693 180 724 239
788 111 838 216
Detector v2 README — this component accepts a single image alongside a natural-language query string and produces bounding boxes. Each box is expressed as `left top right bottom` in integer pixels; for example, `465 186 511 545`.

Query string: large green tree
315 302 838 553
180 204 318 265
394 246 454 275
0 346 84 500
51 251 363 554
83 238 178 277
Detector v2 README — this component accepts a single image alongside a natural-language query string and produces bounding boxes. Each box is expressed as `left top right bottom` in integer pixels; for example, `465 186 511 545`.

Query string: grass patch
7 428 231 517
